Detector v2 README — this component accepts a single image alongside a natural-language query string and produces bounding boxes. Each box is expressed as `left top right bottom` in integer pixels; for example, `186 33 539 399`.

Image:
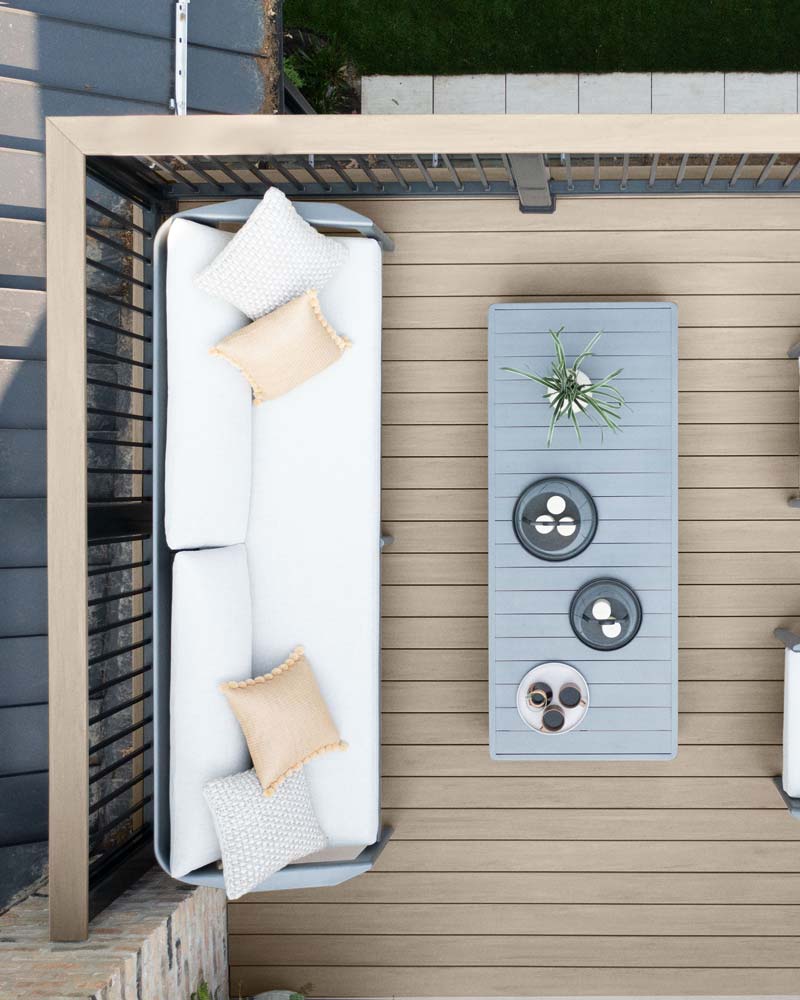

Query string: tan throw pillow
209 290 350 403
220 646 347 797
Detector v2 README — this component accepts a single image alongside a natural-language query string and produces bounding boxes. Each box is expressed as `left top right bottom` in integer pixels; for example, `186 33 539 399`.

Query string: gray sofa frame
151 199 394 891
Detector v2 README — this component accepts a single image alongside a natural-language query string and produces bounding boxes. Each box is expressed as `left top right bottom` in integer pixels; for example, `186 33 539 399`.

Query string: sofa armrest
295 202 395 252
176 197 395 252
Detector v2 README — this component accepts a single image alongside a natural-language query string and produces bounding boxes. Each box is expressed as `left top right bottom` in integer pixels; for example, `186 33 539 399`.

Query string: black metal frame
84 162 160 916
91 152 800 212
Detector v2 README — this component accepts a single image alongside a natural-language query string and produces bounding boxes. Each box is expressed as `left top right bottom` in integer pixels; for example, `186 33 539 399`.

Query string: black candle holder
569 577 643 651
512 477 597 562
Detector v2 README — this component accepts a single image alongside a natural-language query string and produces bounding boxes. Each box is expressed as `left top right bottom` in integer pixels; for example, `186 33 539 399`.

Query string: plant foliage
502 328 625 447
284 30 356 113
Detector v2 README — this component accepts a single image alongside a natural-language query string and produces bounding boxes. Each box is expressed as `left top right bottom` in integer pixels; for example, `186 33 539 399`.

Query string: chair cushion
203 768 327 900
194 188 348 320
221 647 347 796
165 218 252 550
170 545 252 879
246 236 383 853
211 290 350 403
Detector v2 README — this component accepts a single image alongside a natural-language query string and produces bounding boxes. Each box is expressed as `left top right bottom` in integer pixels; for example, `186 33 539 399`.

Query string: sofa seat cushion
170 545 252 879
165 219 252 550
246 236 382 853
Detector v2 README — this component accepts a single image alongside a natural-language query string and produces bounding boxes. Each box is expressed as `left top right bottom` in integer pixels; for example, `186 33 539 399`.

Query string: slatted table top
488 302 679 760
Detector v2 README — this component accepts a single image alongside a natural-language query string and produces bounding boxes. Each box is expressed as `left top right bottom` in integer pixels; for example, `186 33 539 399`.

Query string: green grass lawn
283 0 800 75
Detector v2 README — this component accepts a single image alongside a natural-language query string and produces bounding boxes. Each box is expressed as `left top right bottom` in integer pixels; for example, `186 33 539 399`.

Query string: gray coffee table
488 302 678 760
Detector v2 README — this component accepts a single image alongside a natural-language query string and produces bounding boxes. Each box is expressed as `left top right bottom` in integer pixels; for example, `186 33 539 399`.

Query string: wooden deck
229 194 800 997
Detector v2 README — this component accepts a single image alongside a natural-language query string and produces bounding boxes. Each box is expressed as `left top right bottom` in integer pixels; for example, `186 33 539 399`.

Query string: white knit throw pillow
194 187 348 319
203 768 326 899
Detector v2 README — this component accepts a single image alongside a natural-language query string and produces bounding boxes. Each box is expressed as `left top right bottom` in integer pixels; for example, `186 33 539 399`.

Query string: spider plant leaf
550 329 568 373
501 366 559 393
569 406 582 442
546 404 558 447
573 329 604 371
585 396 620 430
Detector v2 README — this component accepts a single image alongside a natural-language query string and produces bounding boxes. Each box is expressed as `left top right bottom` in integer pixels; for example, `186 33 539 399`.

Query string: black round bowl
512 477 598 562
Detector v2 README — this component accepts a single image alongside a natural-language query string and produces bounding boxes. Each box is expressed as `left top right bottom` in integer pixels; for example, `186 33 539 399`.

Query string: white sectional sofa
152 199 394 891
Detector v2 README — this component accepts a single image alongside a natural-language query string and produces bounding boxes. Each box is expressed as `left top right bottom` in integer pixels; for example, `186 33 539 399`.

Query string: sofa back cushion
165 218 252 549
170 544 252 879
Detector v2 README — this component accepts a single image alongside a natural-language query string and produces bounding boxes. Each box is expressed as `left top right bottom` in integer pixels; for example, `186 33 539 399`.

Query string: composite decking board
11 0 271 55
382 294 800 329
0 7 268 113
338 195 800 232
386 229 800 264
380 744 785 777
0 77 163 151
230 196 800 996
383 327 800 362
384 262 800 297
229 968 800 996
230 932 800 966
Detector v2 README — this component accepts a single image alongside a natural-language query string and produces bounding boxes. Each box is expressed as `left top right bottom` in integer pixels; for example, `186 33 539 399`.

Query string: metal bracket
774 627 800 652
773 777 800 818
507 154 555 213
170 1 190 115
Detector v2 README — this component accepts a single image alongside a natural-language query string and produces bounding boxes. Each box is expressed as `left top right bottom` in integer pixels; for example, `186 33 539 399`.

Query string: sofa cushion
194 188 348 320
246 236 382 854
203 768 327 900
221 647 348 796
165 218 252 550
210 290 350 403
170 545 252 879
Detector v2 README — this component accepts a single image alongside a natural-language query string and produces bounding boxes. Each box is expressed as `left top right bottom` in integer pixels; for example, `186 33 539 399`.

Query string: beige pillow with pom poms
209 290 350 402
220 646 347 797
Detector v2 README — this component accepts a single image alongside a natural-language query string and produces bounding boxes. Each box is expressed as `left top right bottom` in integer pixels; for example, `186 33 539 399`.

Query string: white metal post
171 1 190 115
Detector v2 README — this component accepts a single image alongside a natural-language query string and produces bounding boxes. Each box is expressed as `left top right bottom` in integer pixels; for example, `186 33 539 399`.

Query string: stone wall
0 867 228 1000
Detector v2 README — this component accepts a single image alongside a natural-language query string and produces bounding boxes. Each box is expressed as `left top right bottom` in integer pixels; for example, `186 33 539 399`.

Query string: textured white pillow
203 769 327 899
194 188 348 319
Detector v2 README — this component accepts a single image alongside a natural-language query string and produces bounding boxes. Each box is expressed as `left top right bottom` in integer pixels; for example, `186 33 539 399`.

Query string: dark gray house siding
0 0 272 910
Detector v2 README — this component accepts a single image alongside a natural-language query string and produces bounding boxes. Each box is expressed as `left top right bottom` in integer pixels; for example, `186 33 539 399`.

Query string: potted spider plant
502 328 625 447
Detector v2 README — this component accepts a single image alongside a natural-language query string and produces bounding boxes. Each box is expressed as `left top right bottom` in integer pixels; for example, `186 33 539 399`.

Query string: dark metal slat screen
85 170 155 904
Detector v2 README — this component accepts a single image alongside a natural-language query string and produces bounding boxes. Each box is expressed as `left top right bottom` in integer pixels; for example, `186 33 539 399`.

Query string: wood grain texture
229 932 800 966
227 966 800 997
232 192 800 995
57 111 800 156
45 121 88 942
